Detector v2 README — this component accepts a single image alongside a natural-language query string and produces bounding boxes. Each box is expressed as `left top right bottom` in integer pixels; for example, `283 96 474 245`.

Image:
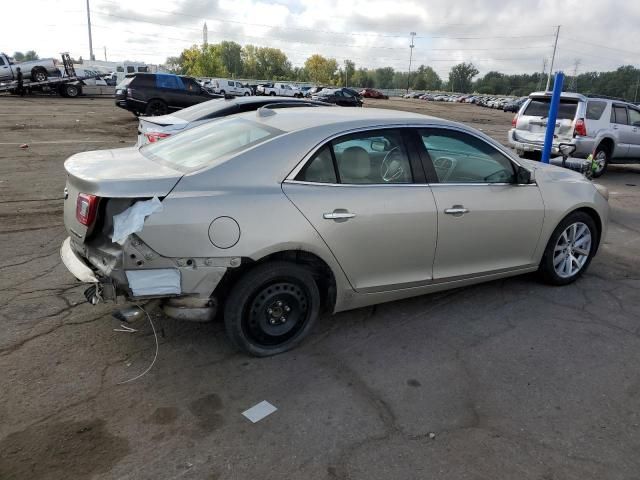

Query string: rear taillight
574 118 587 136
511 115 517 127
76 193 99 226
144 132 171 143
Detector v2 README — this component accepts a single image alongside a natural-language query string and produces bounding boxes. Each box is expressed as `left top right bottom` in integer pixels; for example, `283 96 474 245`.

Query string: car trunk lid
63 147 183 241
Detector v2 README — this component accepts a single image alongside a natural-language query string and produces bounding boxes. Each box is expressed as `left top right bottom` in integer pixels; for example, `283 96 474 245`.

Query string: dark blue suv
115 73 220 116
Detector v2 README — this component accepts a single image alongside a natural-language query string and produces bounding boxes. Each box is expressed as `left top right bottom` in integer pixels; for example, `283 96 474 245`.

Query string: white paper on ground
242 401 277 423
125 269 181 296
112 196 163 245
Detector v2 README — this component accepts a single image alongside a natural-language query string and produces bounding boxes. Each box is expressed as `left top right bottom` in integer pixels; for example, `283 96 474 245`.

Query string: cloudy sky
3 0 639 78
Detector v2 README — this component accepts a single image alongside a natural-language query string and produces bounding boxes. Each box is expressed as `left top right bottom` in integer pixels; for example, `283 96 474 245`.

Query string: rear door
625 107 640 158
283 128 438 293
417 127 544 280
611 105 632 157
516 96 579 145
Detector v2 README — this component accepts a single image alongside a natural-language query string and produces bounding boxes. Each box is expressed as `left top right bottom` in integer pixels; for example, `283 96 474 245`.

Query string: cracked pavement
1 96 639 480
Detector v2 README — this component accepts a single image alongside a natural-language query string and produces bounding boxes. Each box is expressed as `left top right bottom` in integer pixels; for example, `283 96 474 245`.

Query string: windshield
171 98 227 121
524 97 578 120
141 117 283 171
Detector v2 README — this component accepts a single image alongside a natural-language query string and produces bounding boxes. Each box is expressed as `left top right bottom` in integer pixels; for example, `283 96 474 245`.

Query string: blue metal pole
541 71 565 164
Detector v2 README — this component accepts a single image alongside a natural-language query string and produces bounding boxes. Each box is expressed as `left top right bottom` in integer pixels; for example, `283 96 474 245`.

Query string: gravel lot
1 96 639 480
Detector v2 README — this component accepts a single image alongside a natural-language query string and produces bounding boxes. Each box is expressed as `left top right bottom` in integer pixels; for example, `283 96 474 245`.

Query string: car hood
64 147 184 198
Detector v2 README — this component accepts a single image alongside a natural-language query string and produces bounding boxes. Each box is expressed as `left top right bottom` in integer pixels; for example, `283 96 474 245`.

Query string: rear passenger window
156 75 184 90
586 101 606 120
126 66 135 73
296 146 337 183
612 106 628 125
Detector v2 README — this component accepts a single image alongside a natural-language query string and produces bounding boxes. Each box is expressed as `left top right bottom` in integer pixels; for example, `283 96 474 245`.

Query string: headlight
594 183 609 201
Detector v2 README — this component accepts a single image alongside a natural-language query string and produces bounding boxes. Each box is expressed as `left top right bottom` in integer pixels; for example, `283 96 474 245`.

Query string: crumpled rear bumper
60 237 98 283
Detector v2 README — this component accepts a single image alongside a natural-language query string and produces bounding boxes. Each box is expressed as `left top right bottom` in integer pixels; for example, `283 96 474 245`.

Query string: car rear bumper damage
508 130 595 157
60 235 232 321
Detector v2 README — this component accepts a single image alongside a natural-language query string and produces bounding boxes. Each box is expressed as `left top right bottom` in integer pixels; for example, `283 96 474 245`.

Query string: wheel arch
216 249 338 313
595 136 615 156
572 206 603 252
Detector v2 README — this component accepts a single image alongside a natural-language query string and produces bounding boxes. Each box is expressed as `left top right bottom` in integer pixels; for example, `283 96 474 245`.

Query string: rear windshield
116 77 133 89
524 97 578 120
171 98 228 121
140 118 283 171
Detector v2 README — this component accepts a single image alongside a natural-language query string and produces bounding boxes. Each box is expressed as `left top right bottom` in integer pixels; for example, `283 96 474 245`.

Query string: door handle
444 206 469 216
323 211 356 220
613 125 619 130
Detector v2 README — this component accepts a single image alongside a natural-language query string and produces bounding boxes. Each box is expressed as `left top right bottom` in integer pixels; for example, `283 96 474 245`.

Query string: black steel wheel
224 261 321 356
145 99 168 116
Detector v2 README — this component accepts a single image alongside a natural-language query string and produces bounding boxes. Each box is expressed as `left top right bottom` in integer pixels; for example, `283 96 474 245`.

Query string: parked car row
403 91 526 112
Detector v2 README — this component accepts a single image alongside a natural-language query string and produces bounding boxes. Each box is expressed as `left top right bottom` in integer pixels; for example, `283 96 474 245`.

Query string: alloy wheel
593 150 607 175
553 222 592 278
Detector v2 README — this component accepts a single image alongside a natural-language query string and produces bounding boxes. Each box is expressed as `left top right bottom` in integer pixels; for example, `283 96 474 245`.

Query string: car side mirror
516 166 532 184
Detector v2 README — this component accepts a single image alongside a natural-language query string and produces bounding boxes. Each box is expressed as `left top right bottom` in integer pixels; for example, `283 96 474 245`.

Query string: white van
209 78 252 96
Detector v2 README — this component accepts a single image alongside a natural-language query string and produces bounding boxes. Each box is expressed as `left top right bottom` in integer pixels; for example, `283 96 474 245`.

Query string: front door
283 128 438 292
416 127 545 280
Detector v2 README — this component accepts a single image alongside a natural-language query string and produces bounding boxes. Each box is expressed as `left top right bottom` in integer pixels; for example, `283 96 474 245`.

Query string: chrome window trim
286 123 528 185
284 179 537 187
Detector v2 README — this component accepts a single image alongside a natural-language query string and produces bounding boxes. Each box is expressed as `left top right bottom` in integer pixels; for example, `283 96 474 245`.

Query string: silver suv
508 91 640 177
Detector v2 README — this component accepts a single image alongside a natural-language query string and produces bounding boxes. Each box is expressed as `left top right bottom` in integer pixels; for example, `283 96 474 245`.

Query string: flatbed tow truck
0 53 88 98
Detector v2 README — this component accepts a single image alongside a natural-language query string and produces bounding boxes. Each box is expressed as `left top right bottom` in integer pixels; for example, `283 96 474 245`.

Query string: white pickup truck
257 82 303 98
0 52 60 83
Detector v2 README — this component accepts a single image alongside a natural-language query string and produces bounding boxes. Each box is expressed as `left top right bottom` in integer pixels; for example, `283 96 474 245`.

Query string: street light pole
407 32 416 93
86 0 95 61
545 25 560 91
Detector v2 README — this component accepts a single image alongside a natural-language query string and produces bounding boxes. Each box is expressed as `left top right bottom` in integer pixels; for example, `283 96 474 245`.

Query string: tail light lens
511 115 518 127
76 193 99 226
574 118 587 136
144 132 171 143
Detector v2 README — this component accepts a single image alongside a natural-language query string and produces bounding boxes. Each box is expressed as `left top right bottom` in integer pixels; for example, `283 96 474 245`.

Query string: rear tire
224 261 321 357
244 92 250 96
31 68 47 82
538 211 598 285
592 144 610 178
270 91 276 96
62 84 80 98
145 99 167 116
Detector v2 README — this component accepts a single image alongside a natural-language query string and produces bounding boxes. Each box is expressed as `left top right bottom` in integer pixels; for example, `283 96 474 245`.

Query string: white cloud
2 0 639 77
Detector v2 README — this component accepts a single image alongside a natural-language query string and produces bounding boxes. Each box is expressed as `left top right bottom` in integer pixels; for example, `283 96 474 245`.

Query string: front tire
269 91 276 96
224 262 321 357
539 211 597 285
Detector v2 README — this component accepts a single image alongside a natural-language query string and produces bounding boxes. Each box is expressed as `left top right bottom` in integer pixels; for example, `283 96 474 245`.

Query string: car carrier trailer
0 53 85 97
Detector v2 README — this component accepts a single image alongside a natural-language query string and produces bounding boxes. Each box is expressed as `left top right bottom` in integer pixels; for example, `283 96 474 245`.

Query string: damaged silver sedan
61 107 609 356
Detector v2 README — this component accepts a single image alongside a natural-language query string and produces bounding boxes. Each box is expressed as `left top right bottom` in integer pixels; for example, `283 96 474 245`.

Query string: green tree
255 47 292 80
12 51 25 62
448 62 479 93
24 50 39 61
219 41 243 77
304 54 338 84
375 67 394 89
352 68 374 88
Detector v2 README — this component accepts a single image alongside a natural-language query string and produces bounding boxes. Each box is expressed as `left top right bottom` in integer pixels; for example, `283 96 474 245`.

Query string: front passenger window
419 129 515 183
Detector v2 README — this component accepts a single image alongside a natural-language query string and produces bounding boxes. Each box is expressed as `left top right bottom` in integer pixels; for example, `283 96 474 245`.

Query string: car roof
239 106 438 133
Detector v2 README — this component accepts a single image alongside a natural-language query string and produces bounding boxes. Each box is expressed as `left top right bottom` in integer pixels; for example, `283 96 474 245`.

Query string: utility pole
570 58 581 92
537 58 547 91
86 0 95 61
344 60 348 88
407 32 416 93
103 46 107 62
545 25 560 91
